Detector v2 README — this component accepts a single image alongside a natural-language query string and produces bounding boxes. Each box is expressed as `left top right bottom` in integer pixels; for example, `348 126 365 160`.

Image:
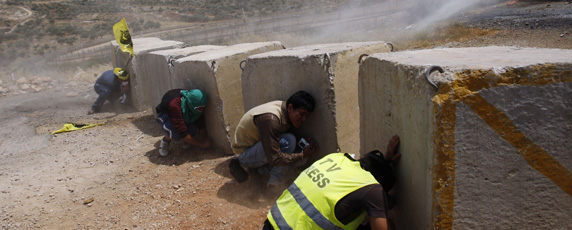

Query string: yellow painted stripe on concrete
463 94 572 197
431 64 572 229
431 99 456 230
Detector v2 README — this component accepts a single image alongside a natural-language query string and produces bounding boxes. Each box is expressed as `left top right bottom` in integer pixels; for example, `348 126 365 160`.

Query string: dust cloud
242 0 502 48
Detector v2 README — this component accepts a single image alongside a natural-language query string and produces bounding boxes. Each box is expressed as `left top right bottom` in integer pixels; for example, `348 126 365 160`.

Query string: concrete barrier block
359 46 572 229
111 37 185 111
144 45 225 112
242 41 392 159
172 41 285 154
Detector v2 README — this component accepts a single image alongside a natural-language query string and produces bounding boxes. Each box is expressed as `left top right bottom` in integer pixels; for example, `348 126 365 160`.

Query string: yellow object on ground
52 123 104 134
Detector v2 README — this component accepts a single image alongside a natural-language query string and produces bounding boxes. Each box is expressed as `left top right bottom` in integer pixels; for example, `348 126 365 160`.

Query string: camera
298 138 310 149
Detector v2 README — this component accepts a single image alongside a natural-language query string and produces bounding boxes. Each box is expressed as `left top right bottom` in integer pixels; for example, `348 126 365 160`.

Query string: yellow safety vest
267 153 379 230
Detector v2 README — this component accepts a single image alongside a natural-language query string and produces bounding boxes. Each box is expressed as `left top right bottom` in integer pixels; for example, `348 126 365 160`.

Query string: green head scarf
180 89 207 124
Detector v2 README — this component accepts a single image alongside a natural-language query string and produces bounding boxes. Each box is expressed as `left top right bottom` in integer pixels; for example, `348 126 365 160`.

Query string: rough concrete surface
242 41 392 161
359 46 572 229
112 37 185 111
172 42 285 154
143 45 225 113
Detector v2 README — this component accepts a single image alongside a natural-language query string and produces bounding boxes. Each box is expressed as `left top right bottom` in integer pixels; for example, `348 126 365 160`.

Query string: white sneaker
159 140 170 156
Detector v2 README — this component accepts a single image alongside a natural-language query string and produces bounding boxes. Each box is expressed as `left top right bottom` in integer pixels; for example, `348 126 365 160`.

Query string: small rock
65 92 78 97
20 84 30 90
83 197 94 204
16 77 27 84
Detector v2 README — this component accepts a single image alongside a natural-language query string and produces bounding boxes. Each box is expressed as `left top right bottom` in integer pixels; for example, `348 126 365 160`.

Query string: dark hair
286 90 315 112
359 150 396 192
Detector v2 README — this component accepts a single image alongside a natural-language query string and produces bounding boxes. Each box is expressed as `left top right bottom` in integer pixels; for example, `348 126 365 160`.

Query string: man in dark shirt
155 89 212 157
229 91 319 195
88 68 130 114
264 135 401 230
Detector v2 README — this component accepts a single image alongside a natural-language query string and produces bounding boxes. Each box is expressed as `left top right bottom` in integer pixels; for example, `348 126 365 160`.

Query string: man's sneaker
229 157 248 183
87 109 95 115
159 140 170 157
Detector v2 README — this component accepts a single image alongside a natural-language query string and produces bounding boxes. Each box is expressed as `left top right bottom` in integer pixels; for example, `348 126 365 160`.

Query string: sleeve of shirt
254 114 303 166
168 97 188 137
360 185 387 218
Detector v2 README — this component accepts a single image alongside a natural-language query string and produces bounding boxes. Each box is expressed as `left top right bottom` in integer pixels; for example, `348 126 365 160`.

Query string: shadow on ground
144 140 228 166
214 158 277 209
132 114 163 137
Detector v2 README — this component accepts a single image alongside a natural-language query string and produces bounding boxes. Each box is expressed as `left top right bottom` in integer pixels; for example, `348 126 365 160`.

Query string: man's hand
200 137 212 149
120 85 130 94
302 137 319 158
183 130 212 149
385 135 401 163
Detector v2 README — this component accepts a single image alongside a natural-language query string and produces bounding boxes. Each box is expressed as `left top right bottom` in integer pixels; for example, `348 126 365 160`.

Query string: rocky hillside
0 0 357 68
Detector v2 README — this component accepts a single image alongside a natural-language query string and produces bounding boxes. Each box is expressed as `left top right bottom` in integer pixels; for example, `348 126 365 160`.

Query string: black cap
359 150 396 192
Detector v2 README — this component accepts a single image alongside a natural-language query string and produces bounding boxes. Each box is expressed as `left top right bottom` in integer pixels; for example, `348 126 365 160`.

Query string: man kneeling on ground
88 68 130 115
229 90 319 195
264 135 402 230
155 89 212 157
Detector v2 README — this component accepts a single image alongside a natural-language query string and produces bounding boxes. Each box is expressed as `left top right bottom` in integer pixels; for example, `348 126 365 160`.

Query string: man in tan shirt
229 91 319 194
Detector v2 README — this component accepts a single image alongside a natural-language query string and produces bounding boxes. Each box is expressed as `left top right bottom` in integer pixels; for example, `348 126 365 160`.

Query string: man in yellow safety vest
264 135 401 230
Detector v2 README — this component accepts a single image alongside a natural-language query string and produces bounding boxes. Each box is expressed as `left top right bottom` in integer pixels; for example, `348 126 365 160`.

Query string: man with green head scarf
155 88 212 157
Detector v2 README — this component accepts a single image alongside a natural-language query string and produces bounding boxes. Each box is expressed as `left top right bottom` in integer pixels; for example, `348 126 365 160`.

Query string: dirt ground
1 1 571 229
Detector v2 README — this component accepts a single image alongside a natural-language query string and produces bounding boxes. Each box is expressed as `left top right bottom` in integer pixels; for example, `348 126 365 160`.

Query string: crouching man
229 90 319 195
264 135 402 230
155 89 212 157
88 68 130 114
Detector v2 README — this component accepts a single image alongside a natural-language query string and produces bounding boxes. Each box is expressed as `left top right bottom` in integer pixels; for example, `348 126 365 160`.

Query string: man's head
180 89 207 124
359 150 395 192
113 68 129 81
286 91 315 128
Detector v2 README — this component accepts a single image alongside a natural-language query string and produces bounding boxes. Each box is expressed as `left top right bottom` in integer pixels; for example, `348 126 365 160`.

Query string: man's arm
119 82 129 94
369 217 388 230
254 114 303 166
167 98 188 136
182 128 212 149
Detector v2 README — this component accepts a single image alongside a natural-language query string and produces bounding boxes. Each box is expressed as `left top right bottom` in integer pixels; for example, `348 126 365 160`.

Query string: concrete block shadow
144 140 227 166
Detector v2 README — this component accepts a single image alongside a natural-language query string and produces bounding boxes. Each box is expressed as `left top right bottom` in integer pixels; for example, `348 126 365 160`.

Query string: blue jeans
155 112 198 141
237 133 296 186
92 83 120 111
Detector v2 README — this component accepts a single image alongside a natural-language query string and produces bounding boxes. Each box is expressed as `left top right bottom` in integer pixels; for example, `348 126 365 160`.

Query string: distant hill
0 0 353 68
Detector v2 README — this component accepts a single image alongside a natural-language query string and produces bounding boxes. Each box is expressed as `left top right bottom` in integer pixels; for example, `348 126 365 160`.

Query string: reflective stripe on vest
268 153 379 230
271 183 343 230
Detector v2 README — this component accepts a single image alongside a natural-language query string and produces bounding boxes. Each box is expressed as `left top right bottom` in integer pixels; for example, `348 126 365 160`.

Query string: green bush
56 36 76 45
181 15 210 23
143 21 161 30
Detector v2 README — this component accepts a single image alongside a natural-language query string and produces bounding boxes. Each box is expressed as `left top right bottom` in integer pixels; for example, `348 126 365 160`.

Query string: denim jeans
92 83 121 111
237 133 296 186
155 112 198 141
